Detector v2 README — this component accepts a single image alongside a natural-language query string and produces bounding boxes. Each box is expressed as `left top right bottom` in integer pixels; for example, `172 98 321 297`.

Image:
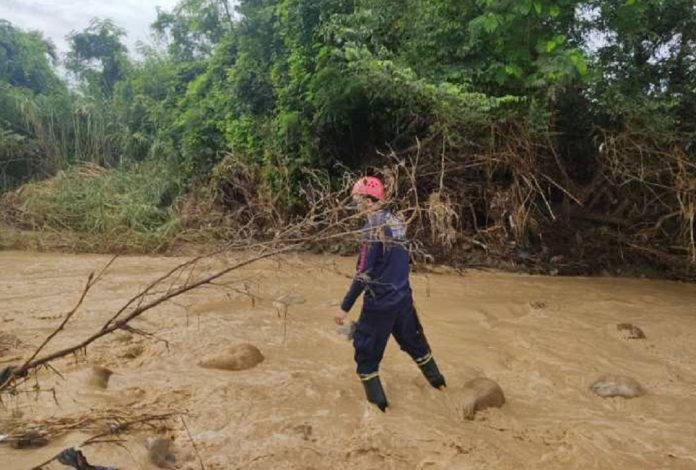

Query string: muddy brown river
1 250 696 469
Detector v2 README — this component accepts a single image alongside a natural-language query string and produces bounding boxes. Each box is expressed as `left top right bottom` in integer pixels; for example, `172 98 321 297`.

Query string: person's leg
392 299 446 389
353 306 397 411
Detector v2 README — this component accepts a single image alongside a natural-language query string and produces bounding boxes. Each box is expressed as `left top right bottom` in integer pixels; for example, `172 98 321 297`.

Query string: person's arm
340 237 382 313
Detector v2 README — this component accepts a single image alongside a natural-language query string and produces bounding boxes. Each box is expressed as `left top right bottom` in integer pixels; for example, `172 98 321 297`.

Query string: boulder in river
87 365 114 389
146 436 176 468
9 429 49 449
460 377 506 420
0 333 21 356
616 323 646 340
591 374 645 398
199 343 264 371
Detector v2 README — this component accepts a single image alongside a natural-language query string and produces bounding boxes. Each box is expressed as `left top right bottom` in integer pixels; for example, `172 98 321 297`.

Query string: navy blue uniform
341 209 431 379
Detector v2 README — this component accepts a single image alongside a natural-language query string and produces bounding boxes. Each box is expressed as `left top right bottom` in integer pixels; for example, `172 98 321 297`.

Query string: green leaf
569 51 588 78
549 5 560 17
494 67 508 85
504 64 523 78
624 0 636 5
533 1 542 14
482 14 500 33
517 0 533 15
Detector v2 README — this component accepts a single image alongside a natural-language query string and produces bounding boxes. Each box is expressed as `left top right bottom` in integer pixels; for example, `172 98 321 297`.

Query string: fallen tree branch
0 246 297 392
1 256 119 389
19 273 93 373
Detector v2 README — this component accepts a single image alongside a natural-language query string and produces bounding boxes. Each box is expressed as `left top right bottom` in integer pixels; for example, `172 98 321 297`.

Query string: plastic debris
56 447 118 470
336 321 357 340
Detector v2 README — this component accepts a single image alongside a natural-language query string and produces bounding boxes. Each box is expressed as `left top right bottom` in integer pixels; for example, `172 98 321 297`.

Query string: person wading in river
334 176 446 411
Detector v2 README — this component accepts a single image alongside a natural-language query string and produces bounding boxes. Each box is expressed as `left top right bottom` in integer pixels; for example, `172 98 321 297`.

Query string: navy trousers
353 296 431 377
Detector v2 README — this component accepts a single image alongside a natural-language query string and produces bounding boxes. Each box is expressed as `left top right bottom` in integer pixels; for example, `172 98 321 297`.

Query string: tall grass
2 161 182 252
15 92 137 168
0 83 155 194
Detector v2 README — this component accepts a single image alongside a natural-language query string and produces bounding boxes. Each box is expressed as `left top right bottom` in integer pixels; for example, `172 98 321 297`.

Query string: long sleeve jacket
340 209 412 312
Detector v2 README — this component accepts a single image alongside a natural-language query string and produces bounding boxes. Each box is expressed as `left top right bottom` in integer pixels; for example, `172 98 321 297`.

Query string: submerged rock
616 323 646 340
119 343 145 359
199 343 264 371
460 377 506 420
591 374 645 398
10 429 49 449
0 333 21 356
87 365 114 389
146 436 176 468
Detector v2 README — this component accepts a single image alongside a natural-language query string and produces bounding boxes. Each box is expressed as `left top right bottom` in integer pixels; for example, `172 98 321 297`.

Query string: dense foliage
1 1 694 273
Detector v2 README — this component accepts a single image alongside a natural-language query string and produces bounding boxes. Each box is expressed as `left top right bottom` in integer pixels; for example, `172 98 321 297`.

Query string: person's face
353 194 373 213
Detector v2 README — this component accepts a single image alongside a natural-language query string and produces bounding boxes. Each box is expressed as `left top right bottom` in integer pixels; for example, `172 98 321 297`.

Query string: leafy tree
582 0 696 133
153 0 233 61
0 20 59 93
0 20 65 189
65 18 131 96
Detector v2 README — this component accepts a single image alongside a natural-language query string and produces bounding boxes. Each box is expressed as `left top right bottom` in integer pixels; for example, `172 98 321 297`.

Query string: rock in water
198 343 264 371
10 429 49 449
616 323 646 340
87 365 114 389
120 343 145 359
0 333 21 356
146 436 176 468
460 377 506 420
591 374 645 398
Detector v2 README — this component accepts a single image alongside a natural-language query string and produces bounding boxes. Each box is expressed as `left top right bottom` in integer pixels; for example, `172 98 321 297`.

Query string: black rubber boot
419 357 446 389
361 375 388 412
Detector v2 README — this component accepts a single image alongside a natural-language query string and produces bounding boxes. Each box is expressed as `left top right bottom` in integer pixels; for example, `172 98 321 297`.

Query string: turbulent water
1 251 695 469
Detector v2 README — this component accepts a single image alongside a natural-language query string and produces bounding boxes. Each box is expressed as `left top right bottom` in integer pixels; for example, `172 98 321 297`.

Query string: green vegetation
3 162 181 252
0 1 694 276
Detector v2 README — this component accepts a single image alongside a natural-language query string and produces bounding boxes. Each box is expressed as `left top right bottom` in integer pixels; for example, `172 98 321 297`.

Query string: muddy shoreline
3 223 695 285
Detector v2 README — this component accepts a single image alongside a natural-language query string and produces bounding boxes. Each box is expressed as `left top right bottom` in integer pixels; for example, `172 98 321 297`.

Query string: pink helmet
352 176 385 201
